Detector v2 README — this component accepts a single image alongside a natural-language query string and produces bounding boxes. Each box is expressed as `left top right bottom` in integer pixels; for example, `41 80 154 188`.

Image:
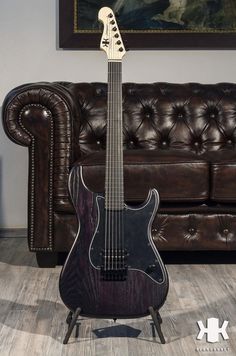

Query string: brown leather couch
3 82 236 266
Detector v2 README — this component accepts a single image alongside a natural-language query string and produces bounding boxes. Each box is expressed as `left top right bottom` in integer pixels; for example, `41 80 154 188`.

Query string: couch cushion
200 150 236 202
211 161 236 202
75 149 209 203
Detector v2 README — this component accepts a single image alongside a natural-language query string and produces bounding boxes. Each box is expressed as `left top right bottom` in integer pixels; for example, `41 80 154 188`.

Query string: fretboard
105 61 124 210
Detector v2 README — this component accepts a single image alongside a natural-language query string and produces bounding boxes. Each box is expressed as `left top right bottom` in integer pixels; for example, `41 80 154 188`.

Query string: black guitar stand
148 306 165 344
63 308 81 344
63 306 165 344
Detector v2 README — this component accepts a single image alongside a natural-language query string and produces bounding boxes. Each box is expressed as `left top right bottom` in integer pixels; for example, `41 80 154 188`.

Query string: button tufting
210 113 216 119
96 89 103 96
194 141 200 147
227 139 232 145
223 228 229 235
188 228 196 235
162 141 167 147
178 113 184 119
96 140 101 145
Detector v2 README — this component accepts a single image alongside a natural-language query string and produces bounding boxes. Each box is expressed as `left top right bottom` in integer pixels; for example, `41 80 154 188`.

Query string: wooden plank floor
0 238 236 356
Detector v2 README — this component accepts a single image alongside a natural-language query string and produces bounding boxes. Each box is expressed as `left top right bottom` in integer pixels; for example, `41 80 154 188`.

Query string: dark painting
75 0 236 32
59 0 236 49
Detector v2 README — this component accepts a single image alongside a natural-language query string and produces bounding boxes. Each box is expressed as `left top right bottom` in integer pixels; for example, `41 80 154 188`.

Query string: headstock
98 7 126 61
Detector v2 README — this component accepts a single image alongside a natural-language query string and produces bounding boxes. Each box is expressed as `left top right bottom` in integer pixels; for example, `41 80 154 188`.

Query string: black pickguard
90 190 165 284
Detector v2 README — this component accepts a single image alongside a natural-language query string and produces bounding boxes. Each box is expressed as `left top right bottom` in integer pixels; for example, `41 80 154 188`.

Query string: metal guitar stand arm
63 306 165 344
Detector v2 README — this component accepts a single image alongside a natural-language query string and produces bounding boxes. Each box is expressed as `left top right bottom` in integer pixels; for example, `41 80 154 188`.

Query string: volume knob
146 264 156 274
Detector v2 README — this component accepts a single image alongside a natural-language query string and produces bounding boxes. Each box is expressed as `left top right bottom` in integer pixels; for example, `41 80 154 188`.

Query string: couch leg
36 252 58 268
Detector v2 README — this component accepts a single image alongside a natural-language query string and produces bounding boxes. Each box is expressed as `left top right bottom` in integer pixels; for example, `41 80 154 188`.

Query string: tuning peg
119 48 124 52
112 27 117 31
110 20 115 25
114 33 119 38
108 13 113 18
116 40 121 45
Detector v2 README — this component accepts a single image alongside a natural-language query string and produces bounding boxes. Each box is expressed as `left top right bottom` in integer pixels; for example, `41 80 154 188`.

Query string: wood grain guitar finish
59 166 169 318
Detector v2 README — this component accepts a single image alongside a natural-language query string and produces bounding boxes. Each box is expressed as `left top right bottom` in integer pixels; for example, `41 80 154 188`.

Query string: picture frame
59 0 236 50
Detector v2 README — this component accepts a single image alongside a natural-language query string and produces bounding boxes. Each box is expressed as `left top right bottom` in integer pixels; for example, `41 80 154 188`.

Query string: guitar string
105 60 109 271
110 59 112 271
114 61 122 270
109 58 112 271
114 60 119 269
104 53 108 272
112 56 114 271
105 16 111 272
109 60 112 271
117 61 123 270
108 59 111 272
118 61 121 271
118 61 121 270
118 61 122 270
111 60 114 271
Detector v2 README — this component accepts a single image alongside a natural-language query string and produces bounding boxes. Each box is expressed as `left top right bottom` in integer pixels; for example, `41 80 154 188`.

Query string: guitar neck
105 61 124 210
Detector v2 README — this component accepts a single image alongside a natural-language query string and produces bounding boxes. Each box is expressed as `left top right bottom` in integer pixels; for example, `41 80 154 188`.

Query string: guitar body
59 166 169 318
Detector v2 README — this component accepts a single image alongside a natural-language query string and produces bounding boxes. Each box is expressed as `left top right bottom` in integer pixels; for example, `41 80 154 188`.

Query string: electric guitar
59 7 169 320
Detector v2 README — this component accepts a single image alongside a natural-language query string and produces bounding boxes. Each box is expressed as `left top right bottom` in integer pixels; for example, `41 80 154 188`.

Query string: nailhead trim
19 104 54 251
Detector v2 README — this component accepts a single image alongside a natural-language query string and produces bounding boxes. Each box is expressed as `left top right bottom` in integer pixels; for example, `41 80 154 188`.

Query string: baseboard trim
0 228 27 238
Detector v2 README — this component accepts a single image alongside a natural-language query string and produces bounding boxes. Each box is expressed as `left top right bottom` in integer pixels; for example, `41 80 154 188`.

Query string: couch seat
211 159 236 202
74 149 209 204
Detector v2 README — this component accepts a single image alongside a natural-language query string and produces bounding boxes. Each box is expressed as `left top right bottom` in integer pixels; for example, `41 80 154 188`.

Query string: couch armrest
2 82 80 251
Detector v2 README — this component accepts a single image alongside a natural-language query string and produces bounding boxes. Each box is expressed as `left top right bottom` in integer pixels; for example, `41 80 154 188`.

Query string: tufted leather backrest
60 82 236 156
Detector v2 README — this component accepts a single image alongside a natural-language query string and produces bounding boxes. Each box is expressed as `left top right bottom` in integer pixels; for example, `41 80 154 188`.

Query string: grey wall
1 0 236 228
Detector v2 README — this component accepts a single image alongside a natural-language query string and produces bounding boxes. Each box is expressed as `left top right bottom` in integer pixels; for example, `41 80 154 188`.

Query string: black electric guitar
59 6 168 325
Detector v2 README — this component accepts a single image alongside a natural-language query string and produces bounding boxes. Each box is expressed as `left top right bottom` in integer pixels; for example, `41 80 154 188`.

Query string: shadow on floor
93 324 141 338
160 250 236 264
0 295 235 344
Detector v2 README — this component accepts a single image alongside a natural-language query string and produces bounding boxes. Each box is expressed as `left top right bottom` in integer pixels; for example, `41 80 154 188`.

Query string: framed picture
59 0 236 49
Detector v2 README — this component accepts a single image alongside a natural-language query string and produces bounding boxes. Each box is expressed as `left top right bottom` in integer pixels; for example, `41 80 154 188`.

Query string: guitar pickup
100 249 128 281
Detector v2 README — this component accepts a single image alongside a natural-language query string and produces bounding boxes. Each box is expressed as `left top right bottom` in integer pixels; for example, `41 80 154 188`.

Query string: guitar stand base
63 306 165 344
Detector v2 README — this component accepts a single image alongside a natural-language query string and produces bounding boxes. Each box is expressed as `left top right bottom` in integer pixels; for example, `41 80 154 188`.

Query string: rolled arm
2 82 80 251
